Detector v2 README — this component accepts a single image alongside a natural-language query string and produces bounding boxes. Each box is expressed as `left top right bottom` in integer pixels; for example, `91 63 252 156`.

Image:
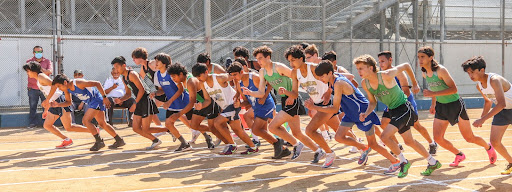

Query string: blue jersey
155 70 189 111
68 80 105 111
332 74 380 131
241 73 275 119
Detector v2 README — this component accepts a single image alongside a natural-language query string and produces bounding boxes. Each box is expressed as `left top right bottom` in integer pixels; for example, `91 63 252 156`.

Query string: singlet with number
296 63 329 104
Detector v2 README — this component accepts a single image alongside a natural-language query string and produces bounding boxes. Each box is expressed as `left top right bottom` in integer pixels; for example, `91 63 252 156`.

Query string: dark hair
418 46 439 72
197 52 211 64
233 46 250 59
378 51 392 59
33 46 43 53
322 51 336 62
299 42 310 50
111 56 126 65
23 61 42 74
315 60 334 76
131 47 148 60
167 62 188 76
304 44 318 56
461 56 486 72
191 63 209 77
284 45 305 62
235 58 247 66
252 46 272 58
227 61 244 73
353 54 379 73
52 74 70 85
74 69 83 75
154 53 172 67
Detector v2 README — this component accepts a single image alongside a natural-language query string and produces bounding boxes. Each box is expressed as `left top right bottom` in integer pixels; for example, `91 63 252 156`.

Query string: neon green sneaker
398 161 412 178
421 161 442 176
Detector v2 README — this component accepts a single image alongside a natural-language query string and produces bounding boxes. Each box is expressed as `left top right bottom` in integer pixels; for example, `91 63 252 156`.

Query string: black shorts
388 101 418 134
281 95 306 117
166 109 194 121
435 98 469 126
48 95 73 116
314 100 340 117
492 108 512 126
155 94 168 102
134 95 159 118
193 101 221 119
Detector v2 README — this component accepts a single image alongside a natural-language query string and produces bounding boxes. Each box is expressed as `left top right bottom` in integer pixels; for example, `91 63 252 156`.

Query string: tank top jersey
424 70 460 104
241 73 275 111
262 62 293 97
478 73 512 109
68 80 102 103
365 72 407 110
331 74 370 119
37 81 62 102
155 70 189 110
296 63 329 104
123 69 150 97
186 73 205 103
204 74 236 110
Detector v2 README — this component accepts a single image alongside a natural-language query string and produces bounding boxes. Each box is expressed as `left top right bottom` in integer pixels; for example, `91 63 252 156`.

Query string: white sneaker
146 139 162 150
190 130 201 143
349 146 359 153
322 152 336 168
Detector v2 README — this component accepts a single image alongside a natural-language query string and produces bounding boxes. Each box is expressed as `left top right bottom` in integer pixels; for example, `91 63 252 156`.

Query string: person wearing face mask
25 46 53 128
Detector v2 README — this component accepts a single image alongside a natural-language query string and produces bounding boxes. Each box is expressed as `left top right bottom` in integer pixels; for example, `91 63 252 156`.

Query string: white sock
321 130 329 138
293 141 302 147
316 148 322 153
398 153 407 163
64 138 70 141
252 134 260 142
430 141 436 145
427 155 437 165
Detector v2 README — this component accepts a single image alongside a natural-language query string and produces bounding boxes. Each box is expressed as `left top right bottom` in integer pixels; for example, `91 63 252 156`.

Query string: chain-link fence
1 0 511 110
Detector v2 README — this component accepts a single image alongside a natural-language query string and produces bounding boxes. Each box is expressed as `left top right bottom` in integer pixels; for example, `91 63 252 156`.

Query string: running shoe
358 147 372 165
146 139 162 150
291 142 304 160
420 160 442 176
312 150 326 163
108 139 126 149
397 161 411 178
241 147 259 155
501 163 512 175
90 140 105 151
487 143 497 164
384 161 401 175
429 142 438 155
220 145 237 155
449 153 466 167
175 142 192 152
56 139 73 149
190 130 201 143
322 152 336 168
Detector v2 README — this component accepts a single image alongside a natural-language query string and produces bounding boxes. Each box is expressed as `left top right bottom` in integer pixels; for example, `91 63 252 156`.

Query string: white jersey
204 74 236 110
296 63 329 104
37 81 62 102
478 73 512 109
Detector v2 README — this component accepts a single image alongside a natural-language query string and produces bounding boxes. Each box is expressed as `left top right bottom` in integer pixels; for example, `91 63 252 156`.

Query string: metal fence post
20 0 25 32
204 0 212 54
162 0 167 32
394 1 400 66
440 0 445 65
118 0 122 35
501 0 505 76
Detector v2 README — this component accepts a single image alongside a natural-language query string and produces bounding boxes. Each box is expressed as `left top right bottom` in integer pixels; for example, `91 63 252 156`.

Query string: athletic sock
430 141 436 145
178 136 187 144
253 135 260 142
315 148 322 153
202 132 209 138
427 155 437 165
398 153 407 163
293 142 301 147
93 134 102 143
152 138 159 143
64 138 70 141
321 130 329 138
114 135 122 141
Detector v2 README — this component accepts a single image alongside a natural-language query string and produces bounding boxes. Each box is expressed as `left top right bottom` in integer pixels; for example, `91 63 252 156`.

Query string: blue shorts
87 98 106 111
341 111 381 132
253 105 275 120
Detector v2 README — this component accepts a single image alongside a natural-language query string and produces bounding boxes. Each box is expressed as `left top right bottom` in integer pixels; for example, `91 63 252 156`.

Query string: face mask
35 53 43 59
